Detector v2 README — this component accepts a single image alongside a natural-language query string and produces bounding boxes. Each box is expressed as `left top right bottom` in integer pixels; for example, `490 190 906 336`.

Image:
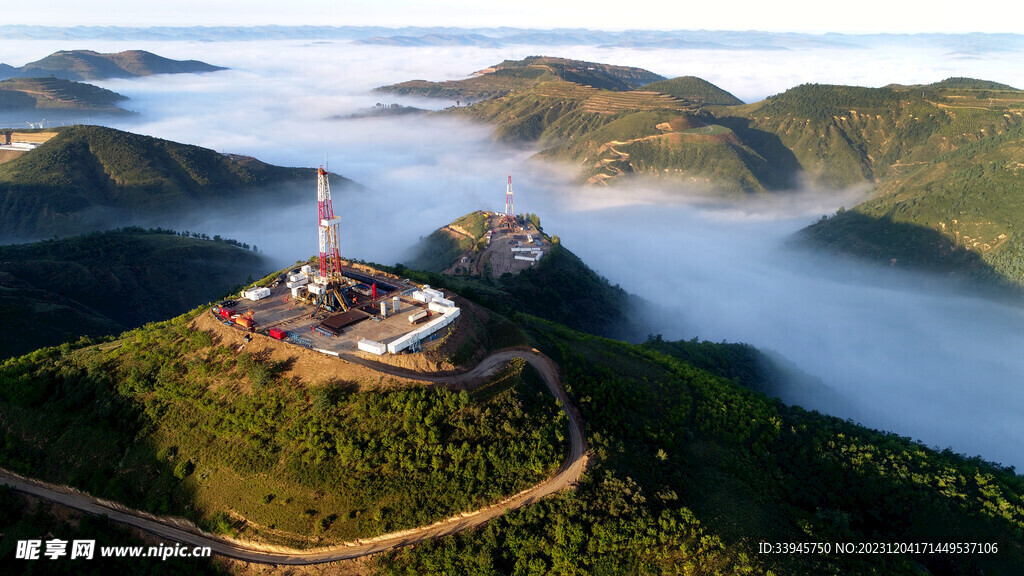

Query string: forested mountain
0 125 346 241
0 227 266 358
383 60 1024 289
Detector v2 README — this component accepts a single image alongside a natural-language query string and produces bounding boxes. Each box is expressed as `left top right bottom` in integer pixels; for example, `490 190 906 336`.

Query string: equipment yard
444 177 550 277
213 167 463 358
472 216 549 277
216 264 462 357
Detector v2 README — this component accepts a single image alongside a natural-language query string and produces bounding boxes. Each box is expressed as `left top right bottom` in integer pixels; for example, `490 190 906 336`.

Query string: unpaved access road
0 348 587 565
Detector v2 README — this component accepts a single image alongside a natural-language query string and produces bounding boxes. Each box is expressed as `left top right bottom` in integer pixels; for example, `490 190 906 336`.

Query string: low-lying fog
2 36 1022 470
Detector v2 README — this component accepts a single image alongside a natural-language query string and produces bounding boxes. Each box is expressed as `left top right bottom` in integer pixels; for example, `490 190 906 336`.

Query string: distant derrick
504 175 515 229
317 166 343 283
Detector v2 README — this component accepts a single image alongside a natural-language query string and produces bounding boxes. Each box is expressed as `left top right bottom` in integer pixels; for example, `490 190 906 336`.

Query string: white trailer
358 339 387 355
243 287 271 301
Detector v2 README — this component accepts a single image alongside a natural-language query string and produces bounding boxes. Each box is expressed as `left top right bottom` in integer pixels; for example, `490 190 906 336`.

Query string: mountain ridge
0 49 226 81
0 125 349 241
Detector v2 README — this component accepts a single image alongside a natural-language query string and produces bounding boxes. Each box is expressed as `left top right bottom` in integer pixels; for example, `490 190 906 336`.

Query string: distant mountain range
2 25 1023 53
0 49 225 81
380 57 1024 293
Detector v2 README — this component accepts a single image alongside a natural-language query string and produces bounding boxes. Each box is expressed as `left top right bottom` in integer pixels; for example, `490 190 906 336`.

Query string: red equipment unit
269 328 286 340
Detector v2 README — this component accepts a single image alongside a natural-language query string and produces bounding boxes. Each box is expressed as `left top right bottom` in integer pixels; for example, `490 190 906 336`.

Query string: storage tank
381 301 388 317
408 309 430 324
392 296 400 313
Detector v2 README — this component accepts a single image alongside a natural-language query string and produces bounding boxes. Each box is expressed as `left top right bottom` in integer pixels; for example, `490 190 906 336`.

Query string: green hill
402 211 490 273
0 227 266 359
925 77 1020 90
798 123 1024 289
0 125 343 241
0 77 129 111
375 55 664 101
394 58 1024 200
2 49 225 81
642 75 744 105
734 80 1024 188
399 214 647 341
0 278 567 547
386 58 1024 285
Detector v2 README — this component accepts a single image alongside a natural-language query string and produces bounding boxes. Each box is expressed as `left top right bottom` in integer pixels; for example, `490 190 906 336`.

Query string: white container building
358 339 387 355
243 287 271 301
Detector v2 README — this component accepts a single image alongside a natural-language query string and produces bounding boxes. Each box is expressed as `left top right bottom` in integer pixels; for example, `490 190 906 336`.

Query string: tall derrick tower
317 166 343 283
504 175 514 229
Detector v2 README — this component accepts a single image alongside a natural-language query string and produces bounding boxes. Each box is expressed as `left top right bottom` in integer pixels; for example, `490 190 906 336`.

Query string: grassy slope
642 75 745 105
792 89 1024 288
403 211 489 273
375 55 663 101
0 228 267 359
0 311 567 547
735 82 1024 188
0 125 335 240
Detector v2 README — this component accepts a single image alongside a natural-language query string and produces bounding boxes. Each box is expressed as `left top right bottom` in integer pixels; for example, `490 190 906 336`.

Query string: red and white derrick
504 175 514 228
317 166 343 283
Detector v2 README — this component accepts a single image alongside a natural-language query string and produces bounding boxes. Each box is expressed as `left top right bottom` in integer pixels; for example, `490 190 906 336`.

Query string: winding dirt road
0 348 587 565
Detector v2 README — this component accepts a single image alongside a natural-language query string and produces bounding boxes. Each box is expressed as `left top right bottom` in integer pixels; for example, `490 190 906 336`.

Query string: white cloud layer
3 37 1023 469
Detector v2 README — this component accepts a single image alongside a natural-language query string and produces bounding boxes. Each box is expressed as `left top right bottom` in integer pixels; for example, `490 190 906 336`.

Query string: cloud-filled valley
3 34 1023 469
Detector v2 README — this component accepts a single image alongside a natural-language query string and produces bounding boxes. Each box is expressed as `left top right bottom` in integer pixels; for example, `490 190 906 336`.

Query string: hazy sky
8 0 1021 34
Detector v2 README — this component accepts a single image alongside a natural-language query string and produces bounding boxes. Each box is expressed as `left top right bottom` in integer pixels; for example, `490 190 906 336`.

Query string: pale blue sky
7 0 1018 34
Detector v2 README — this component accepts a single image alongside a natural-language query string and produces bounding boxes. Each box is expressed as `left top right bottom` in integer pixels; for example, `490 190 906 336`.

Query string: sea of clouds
2 33 1022 469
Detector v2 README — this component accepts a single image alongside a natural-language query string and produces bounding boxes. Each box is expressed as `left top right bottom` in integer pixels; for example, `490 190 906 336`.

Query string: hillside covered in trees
0 125 346 241
0 227 266 358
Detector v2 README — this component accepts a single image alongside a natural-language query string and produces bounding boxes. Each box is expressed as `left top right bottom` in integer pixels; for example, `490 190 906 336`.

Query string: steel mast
504 175 514 229
317 166 343 283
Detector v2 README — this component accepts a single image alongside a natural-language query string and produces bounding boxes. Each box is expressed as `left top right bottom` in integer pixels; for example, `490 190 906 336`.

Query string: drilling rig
309 166 354 315
504 175 515 230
